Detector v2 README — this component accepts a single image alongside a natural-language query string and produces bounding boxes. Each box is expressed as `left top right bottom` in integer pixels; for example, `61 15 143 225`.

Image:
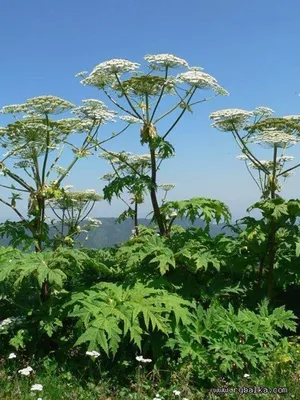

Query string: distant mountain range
0 217 234 249
71 217 234 248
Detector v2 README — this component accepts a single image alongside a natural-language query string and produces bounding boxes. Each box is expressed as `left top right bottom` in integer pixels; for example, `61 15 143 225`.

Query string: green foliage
167 300 297 380
65 282 194 357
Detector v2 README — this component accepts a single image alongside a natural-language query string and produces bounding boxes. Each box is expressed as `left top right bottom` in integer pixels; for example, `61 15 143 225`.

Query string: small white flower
243 373 250 378
136 355 152 363
31 384 43 391
86 350 100 358
210 109 253 131
120 115 142 124
173 390 181 396
8 353 16 359
18 366 33 376
144 53 188 69
85 189 96 194
253 107 274 117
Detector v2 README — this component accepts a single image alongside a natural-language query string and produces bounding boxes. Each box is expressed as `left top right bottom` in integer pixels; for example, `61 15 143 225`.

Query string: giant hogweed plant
0 96 118 300
77 54 228 236
210 107 300 299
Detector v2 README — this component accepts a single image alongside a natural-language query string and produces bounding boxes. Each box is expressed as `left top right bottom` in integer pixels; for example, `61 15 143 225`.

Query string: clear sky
1 0 300 221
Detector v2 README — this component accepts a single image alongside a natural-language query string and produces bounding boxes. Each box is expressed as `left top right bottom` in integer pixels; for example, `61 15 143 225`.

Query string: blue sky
1 0 300 221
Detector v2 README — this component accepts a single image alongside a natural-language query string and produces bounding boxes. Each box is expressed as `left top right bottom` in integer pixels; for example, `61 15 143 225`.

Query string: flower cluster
72 99 116 123
136 355 152 363
8 353 17 359
159 183 175 192
119 115 142 124
86 217 102 228
18 366 34 376
248 160 274 170
86 350 100 358
177 70 228 95
144 53 188 69
250 128 298 148
31 384 43 392
253 107 274 117
91 59 140 75
26 95 74 115
210 109 253 131
283 115 300 122
0 316 25 330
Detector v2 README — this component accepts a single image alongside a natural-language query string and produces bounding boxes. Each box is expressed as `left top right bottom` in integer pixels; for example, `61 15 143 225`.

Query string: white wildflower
210 109 253 131
31 384 43 391
119 115 142 124
26 96 74 115
159 184 175 191
177 70 218 91
243 373 250 378
72 99 116 123
87 217 102 227
1 104 28 114
18 366 33 376
91 59 140 75
251 128 298 148
8 353 17 359
136 355 152 363
144 53 188 69
248 160 274 170
253 107 274 117
86 350 100 358
85 189 96 194
283 115 300 122
169 211 178 218
173 390 181 396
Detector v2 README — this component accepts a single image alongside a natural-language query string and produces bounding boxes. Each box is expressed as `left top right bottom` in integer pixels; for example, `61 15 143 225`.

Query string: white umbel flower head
251 128 298 148
119 115 142 124
136 355 152 363
86 350 100 358
18 366 33 376
159 183 175 191
72 99 116 123
210 109 253 131
243 373 250 378
253 107 274 117
177 70 228 95
91 59 140 75
31 384 43 391
173 390 181 396
144 53 188 69
8 353 17 359
26 96 74 115
283 115 300 122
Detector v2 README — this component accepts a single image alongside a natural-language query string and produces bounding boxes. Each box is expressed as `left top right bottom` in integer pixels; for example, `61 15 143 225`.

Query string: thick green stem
267 145 278 300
